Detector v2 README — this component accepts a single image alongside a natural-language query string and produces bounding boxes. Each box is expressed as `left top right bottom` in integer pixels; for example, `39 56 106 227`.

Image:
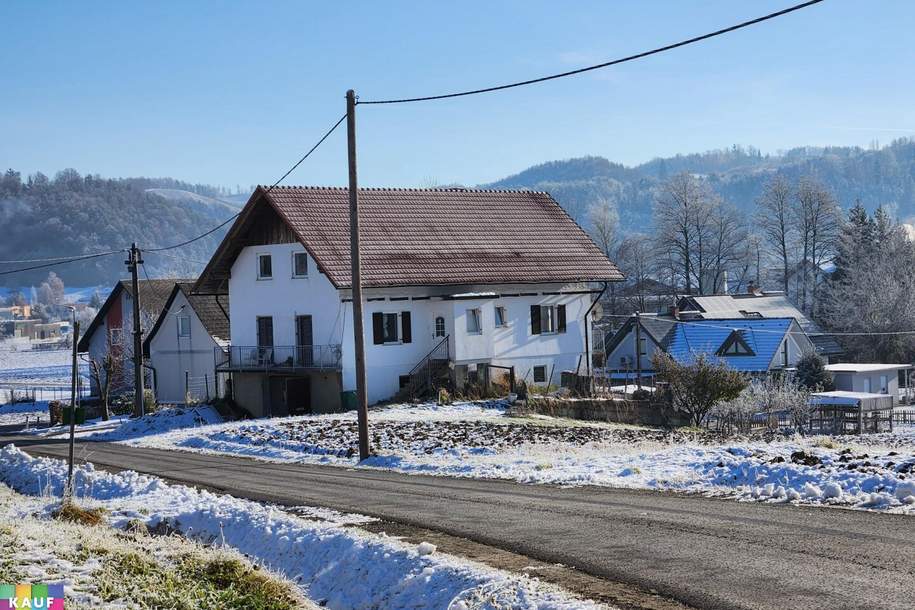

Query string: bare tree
587 197 619 258
88 350 122 421
795 177 840 313
654 173 713 295
615 235 656 313
705 200 748 294
756 175 795 294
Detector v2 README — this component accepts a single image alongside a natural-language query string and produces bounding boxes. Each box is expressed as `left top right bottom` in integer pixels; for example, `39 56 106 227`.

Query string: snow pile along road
86 405 223 442
0 445 603 609
115 401 915 513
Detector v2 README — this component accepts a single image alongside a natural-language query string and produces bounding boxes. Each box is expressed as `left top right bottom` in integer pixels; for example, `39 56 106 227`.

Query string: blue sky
2 1 913 190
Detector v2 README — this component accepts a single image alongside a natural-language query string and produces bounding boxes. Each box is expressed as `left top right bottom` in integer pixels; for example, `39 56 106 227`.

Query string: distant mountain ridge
3 139 914 287
483 139 915 232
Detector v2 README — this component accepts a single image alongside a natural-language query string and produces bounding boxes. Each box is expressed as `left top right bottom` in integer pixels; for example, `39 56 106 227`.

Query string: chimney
722 270 729 295
669 305 680 320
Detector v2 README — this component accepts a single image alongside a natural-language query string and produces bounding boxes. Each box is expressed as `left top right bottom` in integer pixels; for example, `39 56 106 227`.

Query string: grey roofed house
675 292 843 360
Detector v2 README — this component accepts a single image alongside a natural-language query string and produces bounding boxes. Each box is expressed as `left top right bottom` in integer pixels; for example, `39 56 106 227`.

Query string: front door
287 377 311 415
257 316 274 364
295 315 313 366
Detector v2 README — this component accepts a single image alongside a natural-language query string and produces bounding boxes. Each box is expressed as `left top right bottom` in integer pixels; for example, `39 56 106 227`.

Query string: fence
0 383 91 406
181 373 215 404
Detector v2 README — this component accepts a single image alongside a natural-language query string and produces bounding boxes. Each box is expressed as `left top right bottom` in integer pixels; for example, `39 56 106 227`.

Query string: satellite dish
591 302 604 320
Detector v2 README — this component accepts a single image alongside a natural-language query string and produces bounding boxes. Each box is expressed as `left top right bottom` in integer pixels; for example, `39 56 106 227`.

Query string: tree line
592 171 915 362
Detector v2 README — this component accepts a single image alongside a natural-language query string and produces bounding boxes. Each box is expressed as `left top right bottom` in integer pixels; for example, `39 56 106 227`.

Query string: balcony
216 345 343 372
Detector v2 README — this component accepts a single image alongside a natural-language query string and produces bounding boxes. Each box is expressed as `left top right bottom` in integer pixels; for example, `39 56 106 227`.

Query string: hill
0 169 237 287
483 139 915 233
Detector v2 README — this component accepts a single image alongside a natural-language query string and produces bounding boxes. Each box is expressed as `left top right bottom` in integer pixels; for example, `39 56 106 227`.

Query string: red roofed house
195 186 622 416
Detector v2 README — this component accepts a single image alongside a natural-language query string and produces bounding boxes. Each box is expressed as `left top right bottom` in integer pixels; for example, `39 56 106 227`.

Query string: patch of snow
93 399 915 514
85 405 223 442
0 445 604 609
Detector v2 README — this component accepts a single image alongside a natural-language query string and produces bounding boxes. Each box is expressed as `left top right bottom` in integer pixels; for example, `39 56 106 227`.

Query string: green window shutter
401 311 412 344
372 312 384 345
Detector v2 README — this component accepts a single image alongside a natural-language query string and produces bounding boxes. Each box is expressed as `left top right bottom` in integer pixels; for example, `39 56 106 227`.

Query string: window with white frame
177 315 191 337
543 305 557 333
292 251 308 278
494 305 507 327
531 304 566 335
257 254 273 279
382 313 399 343
435 316 446 337
880 374 888 394
466 308 482 334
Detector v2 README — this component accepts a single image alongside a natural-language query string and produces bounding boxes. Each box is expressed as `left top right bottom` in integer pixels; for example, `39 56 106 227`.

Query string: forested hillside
484 139 915 233
4 139 914 289
0 169 235 286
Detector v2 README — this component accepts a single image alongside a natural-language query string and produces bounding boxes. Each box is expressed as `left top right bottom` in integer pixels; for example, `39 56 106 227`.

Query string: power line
0 251 123 277
144 113 348 253
0 249 124 264
602 312 915 338
359 0 825 105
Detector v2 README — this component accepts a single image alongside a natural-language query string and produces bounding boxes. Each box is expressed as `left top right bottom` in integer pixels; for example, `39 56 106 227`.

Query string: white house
78 279 185 395
143 282 229 403
193 186 622 416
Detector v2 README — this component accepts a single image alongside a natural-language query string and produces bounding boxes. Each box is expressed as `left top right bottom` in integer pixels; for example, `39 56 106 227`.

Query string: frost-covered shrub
714 377 812 434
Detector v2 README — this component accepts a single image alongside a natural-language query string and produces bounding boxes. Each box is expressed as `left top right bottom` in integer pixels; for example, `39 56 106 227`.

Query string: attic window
292 252 308 278
257 254 273 279
717 331 755 356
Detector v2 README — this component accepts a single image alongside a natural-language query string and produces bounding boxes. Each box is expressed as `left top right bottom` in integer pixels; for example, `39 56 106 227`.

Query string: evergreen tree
795 353 834 391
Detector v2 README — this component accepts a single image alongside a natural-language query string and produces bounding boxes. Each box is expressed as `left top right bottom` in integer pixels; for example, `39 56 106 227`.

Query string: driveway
8 436 915 610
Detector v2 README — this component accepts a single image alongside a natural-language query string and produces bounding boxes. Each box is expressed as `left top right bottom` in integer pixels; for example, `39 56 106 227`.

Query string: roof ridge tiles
259 184 549 194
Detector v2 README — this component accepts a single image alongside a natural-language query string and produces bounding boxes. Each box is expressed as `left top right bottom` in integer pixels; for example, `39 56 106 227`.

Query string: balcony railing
216 345 343 372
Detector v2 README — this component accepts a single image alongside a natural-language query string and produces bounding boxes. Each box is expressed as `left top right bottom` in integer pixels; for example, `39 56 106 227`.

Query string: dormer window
717 331 755 356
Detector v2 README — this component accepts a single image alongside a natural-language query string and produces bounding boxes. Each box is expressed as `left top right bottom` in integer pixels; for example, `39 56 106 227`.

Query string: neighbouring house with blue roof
603 315 816 379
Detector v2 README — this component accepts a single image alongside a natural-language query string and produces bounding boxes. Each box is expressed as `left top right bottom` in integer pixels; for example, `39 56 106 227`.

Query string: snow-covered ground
92 400 915 514
0 400 49 426
0 445 605 609
0 341 89 404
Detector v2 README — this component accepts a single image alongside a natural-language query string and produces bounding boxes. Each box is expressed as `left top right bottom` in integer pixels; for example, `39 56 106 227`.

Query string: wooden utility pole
634 311 643 390
66 318 79 501
347 89 371 461
126 243 145 417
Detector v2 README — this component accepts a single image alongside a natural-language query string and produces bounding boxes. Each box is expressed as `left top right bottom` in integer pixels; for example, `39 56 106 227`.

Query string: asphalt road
7 436 915 610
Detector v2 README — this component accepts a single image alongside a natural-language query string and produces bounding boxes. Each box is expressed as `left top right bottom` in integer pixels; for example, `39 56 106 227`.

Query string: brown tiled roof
178 283 229 341
198 187 623 291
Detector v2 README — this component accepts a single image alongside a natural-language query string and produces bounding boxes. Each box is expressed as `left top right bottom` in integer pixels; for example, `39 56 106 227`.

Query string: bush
631 388 652 401
653 352 748 427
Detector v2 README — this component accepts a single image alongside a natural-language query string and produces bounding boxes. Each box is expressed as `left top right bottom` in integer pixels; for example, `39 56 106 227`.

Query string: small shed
809 391 894 434
825 363 912 404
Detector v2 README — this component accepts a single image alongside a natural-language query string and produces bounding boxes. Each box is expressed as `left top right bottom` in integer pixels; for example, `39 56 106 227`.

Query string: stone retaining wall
521 396 688 427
